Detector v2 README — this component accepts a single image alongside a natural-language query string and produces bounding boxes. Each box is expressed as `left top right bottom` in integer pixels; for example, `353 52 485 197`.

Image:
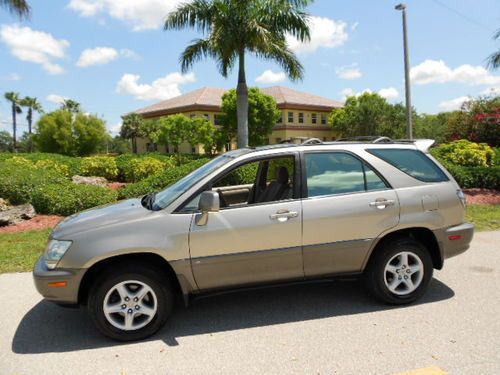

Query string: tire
364 237 433 305
88 264 174 341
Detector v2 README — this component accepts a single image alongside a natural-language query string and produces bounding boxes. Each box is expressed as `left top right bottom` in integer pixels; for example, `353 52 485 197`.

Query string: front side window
305 152 388 198
367 149 449 183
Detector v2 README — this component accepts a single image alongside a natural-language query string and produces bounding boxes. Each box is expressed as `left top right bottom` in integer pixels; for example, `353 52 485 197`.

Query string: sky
0 0 499 136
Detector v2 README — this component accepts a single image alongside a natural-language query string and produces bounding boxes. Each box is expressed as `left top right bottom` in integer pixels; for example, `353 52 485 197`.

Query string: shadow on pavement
12 278 454 354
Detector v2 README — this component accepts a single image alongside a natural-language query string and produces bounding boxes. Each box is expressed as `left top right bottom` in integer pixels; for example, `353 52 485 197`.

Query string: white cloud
411 59 500 86
116 72 196 101
255 70 286 84
77 47 118 67
336 64 362 80
0 24 69 75
46 94 68 104
287 16 349 54
481 87 500 96
2 73 21 81
438 96 472 111
378 87 399 100
68 0 184 31
109 122 122 135
340 87 399 100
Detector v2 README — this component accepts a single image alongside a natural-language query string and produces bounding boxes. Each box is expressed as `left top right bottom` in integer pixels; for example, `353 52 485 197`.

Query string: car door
188 153 304 290
301 151 400 277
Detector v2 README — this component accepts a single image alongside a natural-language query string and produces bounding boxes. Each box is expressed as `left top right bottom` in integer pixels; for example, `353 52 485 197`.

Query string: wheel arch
78 253 191 307
363 227 443 271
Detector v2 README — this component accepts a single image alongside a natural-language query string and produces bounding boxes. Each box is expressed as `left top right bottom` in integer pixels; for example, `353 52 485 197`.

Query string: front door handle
269 209 298 222
369 199 395 210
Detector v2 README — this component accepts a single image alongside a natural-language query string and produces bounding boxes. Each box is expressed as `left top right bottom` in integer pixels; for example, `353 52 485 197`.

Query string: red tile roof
133 86 343 117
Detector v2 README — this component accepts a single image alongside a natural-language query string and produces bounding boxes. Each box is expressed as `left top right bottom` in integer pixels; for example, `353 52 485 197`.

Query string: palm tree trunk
236 50 249 148
27 107 33 152
11 103 17 152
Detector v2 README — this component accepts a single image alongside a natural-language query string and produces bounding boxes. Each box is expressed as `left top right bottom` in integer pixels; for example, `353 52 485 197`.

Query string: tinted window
367 149 448 183
305 153 366 197
364 163 387 190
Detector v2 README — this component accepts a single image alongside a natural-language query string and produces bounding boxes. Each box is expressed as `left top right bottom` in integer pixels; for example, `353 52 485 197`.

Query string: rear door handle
369 199 395 209
270 209 298 222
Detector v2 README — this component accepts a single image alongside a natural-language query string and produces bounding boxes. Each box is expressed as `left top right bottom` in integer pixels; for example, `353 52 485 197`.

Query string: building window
276 138 282 144
214 114 221 125
189 114 196 119
204 114 210 120
298 112 304 123
311 113 317 124
288 111 294 123
191 146 196 153
321 114 327 125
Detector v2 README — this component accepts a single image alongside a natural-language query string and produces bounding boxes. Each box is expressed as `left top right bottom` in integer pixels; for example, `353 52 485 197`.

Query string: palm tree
4 92 23 151
20 96 43 152
120 113 145 153
61 99 82 113
487 28 500 69
1 0 30 19
165 0 311 148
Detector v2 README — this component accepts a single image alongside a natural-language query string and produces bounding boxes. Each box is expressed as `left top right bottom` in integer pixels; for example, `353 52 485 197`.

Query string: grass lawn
0 204 498 274
0 229 50 274
466 204 500 231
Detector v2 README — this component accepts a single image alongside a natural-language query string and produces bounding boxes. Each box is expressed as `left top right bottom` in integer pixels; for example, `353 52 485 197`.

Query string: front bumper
33 257 86 304
434 222 475 262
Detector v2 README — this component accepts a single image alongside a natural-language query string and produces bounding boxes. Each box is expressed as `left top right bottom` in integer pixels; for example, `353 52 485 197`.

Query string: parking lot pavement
0 231 499 375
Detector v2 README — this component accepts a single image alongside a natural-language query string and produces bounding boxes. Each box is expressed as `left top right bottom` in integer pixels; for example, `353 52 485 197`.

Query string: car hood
52 198 148 238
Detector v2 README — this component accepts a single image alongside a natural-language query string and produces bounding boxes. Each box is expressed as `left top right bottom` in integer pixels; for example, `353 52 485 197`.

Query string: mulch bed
108 182 128 191
0 215 63 234
463 189 500 205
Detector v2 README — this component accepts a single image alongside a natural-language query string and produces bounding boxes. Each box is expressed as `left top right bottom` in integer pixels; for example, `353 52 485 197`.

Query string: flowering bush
436 140 495 167
80 156 118 180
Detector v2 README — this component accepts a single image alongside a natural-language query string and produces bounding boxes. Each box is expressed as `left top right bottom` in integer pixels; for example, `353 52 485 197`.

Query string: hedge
80 156 119 180
119 158 210 199
32 183 118 216
439 160 500 190
0 162 68 204
0 153 82 175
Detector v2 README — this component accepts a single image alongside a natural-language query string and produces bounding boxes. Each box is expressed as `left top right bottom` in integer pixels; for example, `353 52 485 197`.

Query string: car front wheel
364 237 433 304
88 265 173 341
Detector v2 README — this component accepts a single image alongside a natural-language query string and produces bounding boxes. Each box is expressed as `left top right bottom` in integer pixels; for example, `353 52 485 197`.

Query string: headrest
276 166 289 184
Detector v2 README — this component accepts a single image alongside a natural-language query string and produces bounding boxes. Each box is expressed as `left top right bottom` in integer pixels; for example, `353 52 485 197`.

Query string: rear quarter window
366 148 449 183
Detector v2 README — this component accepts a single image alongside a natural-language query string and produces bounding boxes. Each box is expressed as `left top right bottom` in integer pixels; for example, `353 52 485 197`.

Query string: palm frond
0 0 30 19
165 0 215 34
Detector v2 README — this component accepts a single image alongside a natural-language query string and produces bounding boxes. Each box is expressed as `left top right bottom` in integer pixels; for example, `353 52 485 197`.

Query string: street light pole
395 3 413 139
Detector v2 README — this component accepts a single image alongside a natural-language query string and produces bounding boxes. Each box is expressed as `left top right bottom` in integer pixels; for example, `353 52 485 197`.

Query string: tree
73 113 108 155
4 91 22 151
20 96 43 152
1 0 30 19
120 113 144 153
189 117 219 155
487 28 500 69
140 119 162 148
414 113 450 144
35 110 108 156
221 87 281 146
165 0 311 148
0 130 13 152
108 136 132 154
157 114 192 157
329 92 408 139
60 99 82 113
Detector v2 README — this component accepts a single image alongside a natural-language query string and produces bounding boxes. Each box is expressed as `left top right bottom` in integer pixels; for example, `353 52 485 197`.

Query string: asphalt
0 231 499 375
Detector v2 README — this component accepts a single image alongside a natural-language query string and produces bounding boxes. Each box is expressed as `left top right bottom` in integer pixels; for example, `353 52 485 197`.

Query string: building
132 86 343 153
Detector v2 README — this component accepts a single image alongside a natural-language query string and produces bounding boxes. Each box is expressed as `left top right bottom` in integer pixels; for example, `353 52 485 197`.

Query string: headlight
44 240 72 269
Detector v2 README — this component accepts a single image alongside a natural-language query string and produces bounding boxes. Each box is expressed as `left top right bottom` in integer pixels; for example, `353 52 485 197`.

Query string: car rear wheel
88 264 173 341
364 237 433 304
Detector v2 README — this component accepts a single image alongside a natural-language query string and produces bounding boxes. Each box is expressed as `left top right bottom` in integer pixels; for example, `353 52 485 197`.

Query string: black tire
88 264 174 341
364 237 433 305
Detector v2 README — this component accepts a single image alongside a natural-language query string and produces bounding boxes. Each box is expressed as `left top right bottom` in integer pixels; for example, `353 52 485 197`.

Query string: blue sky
1 0 499 135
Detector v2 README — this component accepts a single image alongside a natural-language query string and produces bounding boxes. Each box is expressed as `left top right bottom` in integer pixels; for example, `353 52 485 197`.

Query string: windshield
152 154 238 210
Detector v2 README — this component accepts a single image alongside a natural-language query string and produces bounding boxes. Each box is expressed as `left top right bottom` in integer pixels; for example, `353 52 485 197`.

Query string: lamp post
395 3 413 139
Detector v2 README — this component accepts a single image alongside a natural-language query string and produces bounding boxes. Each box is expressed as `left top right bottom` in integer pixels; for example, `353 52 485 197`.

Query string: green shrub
438 160 500 189
32 183 117 216
35 159 70 177
0 153 82 175
80 156 118 180
119 158 210 199
0 162 68 204
123 157 169 182
434 140 495 167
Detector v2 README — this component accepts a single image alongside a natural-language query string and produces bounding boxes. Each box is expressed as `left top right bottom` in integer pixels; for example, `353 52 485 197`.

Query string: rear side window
367 149 448 183
304 152 388 197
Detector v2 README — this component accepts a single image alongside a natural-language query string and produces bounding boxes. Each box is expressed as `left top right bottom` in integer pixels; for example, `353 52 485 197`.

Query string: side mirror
196 191 220 226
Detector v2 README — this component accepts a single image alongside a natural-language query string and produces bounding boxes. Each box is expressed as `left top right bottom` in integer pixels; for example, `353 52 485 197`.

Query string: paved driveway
0 231 499 375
